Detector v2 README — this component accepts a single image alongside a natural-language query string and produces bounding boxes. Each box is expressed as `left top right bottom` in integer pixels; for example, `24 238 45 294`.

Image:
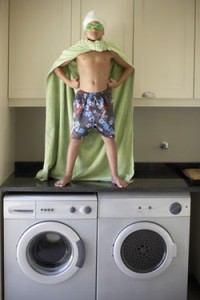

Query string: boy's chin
87 37 102 41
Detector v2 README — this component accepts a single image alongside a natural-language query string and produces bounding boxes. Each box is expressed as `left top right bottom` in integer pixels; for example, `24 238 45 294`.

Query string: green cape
36 39 134 182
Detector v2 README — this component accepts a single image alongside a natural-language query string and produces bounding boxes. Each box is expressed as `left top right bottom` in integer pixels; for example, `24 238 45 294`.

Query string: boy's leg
54 137 82 187
101 135 128 188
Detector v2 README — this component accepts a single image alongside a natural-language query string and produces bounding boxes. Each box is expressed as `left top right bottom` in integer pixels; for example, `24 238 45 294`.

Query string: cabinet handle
142 92 156 98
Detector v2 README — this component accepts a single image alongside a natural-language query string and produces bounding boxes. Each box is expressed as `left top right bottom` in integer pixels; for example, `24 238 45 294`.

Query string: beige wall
15 107 200 163
0 0 15 184
134 107 200 162
0 0 15 299
15 108 45 162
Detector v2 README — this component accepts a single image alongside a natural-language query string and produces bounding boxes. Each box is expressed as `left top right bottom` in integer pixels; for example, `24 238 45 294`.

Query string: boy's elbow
129 65 134 74
54 67 61 75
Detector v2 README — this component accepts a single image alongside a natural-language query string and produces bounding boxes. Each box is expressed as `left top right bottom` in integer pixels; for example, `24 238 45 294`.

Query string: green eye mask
85 23 104 31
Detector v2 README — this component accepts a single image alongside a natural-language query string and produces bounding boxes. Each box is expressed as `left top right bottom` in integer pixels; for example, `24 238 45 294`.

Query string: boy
53 11 134 188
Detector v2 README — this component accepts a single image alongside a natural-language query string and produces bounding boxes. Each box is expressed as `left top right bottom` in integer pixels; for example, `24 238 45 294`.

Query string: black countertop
1 162 200 194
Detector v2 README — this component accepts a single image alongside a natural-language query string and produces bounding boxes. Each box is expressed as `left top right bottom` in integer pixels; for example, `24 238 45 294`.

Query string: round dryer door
113 221 177 279
17 221 85 284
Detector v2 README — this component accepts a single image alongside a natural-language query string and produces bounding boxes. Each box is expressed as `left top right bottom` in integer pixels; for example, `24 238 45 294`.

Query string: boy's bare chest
77 51 112 65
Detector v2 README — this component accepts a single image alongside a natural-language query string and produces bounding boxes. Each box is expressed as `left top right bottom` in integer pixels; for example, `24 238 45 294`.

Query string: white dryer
97 192 191 300
3 193 97 300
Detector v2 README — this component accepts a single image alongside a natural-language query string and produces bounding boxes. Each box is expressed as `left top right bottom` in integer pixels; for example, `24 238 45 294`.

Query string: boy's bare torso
76 50 113 92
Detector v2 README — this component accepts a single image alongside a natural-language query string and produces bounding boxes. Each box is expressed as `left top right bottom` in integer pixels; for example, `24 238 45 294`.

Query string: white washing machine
97 192 191 300
3 193 97 300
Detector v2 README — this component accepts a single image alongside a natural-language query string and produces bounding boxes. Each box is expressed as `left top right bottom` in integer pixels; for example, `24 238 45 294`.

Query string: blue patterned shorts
71 89 115 139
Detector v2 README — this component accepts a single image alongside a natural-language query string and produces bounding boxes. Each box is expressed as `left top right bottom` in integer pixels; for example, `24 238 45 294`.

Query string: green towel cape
36 39 134 182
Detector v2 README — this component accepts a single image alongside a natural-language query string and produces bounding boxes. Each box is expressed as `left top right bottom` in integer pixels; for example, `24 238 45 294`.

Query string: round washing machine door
17 221 85 284
113 221 177 279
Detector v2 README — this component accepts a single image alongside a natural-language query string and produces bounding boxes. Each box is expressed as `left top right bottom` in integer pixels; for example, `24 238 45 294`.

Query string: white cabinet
134 0 195 105
9 0 71 106
8 0 133 107
8 0 200 107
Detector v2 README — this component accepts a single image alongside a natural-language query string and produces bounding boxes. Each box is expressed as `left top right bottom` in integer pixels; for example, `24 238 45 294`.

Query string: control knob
170 202 182 215
70 206 76 213
83 206 92 214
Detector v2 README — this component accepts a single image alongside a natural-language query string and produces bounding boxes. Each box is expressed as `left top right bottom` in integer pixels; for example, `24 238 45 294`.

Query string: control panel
36 200 97 219
4 194 97 220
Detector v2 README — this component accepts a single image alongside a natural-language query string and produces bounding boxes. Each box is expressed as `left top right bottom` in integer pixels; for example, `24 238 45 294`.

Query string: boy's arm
108 51 134 88
54 60 80 89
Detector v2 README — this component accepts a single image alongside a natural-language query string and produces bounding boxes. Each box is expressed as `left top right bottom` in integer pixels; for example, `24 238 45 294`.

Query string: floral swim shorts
71 89 115 139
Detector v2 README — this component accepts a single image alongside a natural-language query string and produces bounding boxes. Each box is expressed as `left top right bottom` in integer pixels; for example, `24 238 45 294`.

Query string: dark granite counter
1 162 199 194
0 174 188 193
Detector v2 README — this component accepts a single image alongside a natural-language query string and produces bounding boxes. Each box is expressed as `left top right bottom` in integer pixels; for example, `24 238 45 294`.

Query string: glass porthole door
17 221 85 284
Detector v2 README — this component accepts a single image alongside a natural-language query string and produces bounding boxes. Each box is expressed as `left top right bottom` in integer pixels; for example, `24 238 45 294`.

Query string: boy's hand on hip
68 78 80 89
108 78 119 89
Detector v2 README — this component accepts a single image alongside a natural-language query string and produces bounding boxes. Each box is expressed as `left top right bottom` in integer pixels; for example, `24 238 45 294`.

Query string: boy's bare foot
54 176 71 187
112 176 128 188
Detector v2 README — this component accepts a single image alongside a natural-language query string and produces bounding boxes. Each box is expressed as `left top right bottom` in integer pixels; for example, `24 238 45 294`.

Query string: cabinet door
9 0 71 105
195 0 200 99
134 0 195 100
71 0 133 62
